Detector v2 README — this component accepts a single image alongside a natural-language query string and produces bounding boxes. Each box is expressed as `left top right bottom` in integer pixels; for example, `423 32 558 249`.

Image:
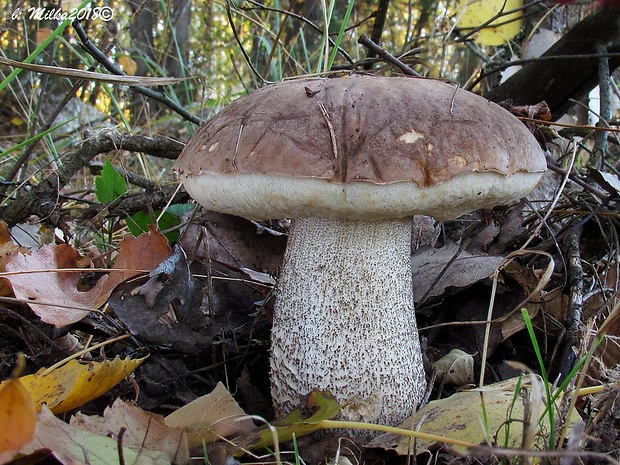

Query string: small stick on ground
556 224 585 381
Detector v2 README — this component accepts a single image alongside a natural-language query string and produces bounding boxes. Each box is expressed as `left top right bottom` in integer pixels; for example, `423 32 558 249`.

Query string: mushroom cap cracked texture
174 75 546 221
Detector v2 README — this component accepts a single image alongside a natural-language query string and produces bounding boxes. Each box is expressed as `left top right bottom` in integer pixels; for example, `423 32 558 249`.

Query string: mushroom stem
270 217 426 427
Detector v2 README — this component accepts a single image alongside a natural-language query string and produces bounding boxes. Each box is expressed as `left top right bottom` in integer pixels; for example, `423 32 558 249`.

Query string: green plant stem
317 420 477 448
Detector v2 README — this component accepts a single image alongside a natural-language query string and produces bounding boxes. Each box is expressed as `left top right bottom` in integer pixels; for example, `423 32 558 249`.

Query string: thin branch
225 0 269 85
0 133 184 227
72 21 203 125
471 51 620 89
358 34 421 76
554 224 584 382
593 43 611 170
365 0 391 69
0 56 188 86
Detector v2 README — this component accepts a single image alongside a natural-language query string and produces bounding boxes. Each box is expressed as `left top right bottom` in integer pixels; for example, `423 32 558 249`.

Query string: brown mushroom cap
174 75 546 221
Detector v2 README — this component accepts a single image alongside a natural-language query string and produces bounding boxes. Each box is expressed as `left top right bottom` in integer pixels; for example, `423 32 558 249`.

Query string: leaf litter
2 177 620 464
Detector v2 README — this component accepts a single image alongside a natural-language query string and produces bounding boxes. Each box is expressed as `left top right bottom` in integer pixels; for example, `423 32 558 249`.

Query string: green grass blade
327 0 356 71
0 117 77 160
521 308 556 448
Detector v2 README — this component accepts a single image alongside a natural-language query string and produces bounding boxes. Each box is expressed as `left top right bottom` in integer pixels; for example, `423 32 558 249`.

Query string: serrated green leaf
95 160 127 204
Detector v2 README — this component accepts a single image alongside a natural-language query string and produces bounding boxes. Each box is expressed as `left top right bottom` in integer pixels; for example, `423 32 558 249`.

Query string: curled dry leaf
412 242 504 304
4 230 172 327
432 348 475 387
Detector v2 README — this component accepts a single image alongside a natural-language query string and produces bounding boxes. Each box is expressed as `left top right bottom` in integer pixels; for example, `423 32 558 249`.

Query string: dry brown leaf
5 244 100 326
179 211 286 273
4 230 172 327
0 244 27 297
92 229 172 308
72 399 188 464
0 222 12 243
411 242 504 303
20 405 170 465
165 382 256 448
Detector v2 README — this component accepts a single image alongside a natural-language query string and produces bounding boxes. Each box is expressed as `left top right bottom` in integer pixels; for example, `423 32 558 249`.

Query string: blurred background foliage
0 0 615 243
0 0 594 131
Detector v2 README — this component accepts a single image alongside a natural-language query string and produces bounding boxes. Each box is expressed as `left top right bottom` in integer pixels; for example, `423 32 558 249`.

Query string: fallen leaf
5 244 98 326
367 376 579 455
0 228 28 297
165 382 256 448
0 222 12 243
72 399 188 464
20 405 170 465
0 378 36 460
412 242 504 303
94 229 173 308
432 348 475 387
3 230 172 326
13 356 146 414
108 246 205 354
179 211 286 273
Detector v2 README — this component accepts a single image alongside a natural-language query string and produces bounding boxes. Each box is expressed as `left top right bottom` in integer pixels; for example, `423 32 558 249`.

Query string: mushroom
173 75 547 428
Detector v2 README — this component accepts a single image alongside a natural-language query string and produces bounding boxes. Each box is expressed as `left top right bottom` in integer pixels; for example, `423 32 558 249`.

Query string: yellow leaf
10 117 25 127
118 56 138 76
0 378 36 453
457 0 523 46
14 356 146 414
